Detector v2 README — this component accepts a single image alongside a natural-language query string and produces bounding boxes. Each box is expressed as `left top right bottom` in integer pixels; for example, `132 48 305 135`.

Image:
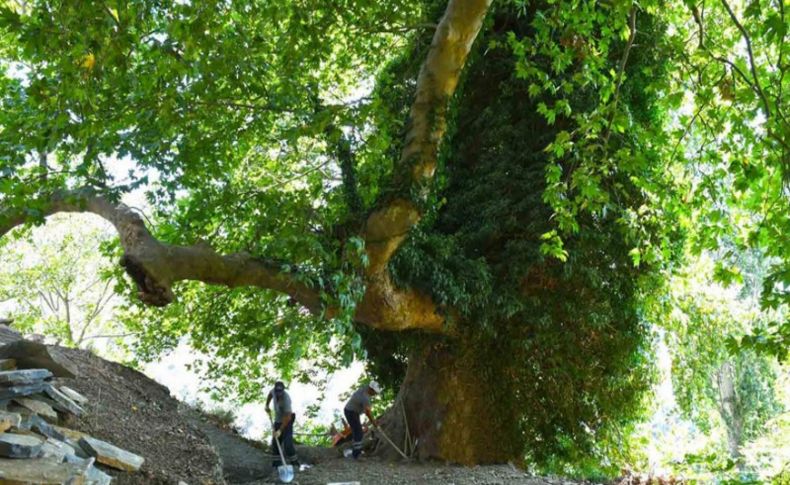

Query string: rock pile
0 340 145 484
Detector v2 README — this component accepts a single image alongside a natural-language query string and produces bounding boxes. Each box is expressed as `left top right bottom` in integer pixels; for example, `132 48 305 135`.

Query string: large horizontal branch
364 0 492 272
1 189 453 333
0 189 324 313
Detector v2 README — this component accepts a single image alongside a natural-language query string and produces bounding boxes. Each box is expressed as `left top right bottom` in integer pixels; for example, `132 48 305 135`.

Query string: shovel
272 429 294 483
270 396 294 483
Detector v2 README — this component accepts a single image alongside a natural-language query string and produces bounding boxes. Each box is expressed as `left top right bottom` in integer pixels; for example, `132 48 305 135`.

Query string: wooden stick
374 425 410 460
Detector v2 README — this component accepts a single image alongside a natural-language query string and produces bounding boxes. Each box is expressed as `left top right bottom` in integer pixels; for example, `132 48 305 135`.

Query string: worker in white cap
343 380 381 459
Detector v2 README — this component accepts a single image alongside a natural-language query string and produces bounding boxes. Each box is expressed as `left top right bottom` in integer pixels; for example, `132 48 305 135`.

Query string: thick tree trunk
375 341 518 465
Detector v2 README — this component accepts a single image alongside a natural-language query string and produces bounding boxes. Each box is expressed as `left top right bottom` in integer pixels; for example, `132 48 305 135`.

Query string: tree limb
0 189 325 314
719 0 771 117
364 0 492 272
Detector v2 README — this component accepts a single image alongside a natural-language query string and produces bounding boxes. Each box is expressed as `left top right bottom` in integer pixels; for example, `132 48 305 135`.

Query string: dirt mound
53 346 224 484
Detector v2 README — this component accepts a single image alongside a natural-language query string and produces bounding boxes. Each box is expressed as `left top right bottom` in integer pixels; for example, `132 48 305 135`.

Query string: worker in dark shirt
266 381 297 467
343 381 381 459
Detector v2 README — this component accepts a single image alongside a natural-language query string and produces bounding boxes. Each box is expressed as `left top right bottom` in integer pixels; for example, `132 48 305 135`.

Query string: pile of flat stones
0 339 144 484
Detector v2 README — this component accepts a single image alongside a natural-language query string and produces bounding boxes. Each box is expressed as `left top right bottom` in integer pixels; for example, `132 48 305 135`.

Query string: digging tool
373 424 410 460
271 395 294 483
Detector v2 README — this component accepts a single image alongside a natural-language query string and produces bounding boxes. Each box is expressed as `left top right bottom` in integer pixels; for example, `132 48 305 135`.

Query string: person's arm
364 405 377 426
265 391 272 414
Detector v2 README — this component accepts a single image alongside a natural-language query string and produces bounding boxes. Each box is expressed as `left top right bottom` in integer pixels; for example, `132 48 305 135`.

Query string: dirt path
187 416 592 485
187 412 274 483
243 455 583 485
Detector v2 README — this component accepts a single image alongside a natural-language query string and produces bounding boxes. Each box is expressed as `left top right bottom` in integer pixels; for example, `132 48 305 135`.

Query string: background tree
653 253 783 471
0 214 126 351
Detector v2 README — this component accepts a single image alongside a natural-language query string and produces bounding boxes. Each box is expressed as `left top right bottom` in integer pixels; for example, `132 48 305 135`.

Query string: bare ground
195 422 591 485
54 346 224 484
237 452 588 485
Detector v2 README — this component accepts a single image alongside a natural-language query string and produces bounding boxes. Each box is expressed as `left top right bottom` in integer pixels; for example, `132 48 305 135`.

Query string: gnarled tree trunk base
375 341 517 465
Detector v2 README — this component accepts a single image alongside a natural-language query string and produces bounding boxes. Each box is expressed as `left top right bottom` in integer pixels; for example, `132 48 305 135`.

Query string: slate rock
64 456 113 485
0 368 53 386
0 432 44 458
13 396 58 421
39 436 77 462
0 324 21 345
0 358 15 371
44 384 84 416
53 424 88 442
0 410 21 433
0 382 48 400
59 386 89 405
0 457 89 484
79 435 145 472
44 427 88 459
0 340 77 377
22 414 67 441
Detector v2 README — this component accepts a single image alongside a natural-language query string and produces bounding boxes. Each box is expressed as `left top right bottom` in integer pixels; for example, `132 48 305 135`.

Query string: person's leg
344 408 363 459
284 413 297 465
271 421 282 467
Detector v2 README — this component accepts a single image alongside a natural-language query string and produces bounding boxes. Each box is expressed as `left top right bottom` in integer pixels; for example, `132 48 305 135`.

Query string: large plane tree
1 0 787 467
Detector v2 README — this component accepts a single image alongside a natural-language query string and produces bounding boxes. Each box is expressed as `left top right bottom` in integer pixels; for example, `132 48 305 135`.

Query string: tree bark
363 0 493 269
717 361 744 466
356 0 493 333
375 340 519 465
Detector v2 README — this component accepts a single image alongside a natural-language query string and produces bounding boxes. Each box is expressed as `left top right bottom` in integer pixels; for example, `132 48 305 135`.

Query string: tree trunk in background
717 361 743 467
375 340 518 465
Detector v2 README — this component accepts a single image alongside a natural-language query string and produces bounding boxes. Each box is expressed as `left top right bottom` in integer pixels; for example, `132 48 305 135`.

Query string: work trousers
343 408 363 459
271 413 297 467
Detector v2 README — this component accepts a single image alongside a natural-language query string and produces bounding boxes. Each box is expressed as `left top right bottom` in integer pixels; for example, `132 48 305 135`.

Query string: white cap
369 381 382 394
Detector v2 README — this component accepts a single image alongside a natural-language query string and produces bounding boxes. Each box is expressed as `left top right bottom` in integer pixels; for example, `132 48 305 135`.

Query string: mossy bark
376 340 518 465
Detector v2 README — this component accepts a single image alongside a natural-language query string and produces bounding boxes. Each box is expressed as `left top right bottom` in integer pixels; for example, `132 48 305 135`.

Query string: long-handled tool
270 396 294 483
373 424 410 460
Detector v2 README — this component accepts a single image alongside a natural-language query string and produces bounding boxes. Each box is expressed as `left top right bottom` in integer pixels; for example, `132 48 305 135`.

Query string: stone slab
79 435 144 472
0 359 15 371
0 457 89 484
0 341 77 378
12 396 58 421
52 425 88 442
50 425 90 458
39 436 77 462
43 385 84 416
0 324 22 346
0 369 53 386
22 414 67 441
0 432 44 458
0 382 47 401
59 386 88 405
64 456 112 485
0 411 21 433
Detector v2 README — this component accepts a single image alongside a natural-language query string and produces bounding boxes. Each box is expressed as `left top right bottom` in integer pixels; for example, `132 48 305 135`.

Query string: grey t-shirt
269 390 292 422
344 386 371 414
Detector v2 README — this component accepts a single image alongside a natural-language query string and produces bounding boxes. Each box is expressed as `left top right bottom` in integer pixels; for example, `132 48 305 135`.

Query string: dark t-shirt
344 386 370 415
268 390 292 422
